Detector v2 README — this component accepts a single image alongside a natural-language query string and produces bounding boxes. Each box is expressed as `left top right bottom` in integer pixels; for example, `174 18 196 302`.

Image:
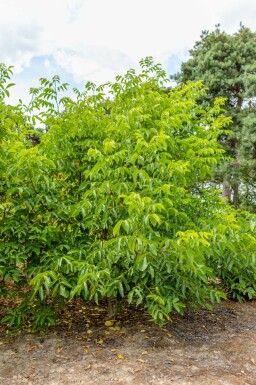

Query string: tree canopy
172 24 256 210
1 58 256 330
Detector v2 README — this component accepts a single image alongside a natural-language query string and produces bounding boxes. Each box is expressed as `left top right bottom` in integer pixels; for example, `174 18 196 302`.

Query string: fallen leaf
142 351 148 355
117 354 125 360
140 329 146 333
27 345 38 352
105 320 114 327
87 330 92 334
110 326 120 331
137 358 145 363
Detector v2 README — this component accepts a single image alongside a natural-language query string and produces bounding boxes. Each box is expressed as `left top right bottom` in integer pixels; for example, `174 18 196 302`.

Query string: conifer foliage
173 25 256 210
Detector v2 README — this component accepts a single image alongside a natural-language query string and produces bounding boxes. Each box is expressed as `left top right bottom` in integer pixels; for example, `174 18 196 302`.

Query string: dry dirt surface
0 300 256 385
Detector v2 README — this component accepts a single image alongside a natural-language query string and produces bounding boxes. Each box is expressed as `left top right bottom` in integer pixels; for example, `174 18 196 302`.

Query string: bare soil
0 299 256 385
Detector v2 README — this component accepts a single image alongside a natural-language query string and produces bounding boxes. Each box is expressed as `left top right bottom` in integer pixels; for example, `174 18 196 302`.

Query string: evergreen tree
172 24 256 209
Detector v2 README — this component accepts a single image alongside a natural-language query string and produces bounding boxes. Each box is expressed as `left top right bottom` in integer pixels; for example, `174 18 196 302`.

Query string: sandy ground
0 300 256 385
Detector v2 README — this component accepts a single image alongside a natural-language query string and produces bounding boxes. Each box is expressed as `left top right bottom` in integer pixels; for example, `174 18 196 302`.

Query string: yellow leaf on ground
142 351 148 355
137 358 145 363
117 354 125 360
105 320 114 327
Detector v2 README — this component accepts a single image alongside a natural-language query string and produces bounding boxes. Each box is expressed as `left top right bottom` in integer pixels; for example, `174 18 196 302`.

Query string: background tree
172 24 256 209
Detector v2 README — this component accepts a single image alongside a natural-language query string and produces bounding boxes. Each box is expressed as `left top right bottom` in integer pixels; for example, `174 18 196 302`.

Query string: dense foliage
1 59 256 330
172 24 256 210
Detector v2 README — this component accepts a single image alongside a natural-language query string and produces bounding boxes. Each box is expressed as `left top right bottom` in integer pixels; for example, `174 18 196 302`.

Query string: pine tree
172 24 256 209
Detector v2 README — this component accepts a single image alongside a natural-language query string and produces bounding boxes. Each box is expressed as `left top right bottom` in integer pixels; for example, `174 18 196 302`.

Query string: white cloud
54 47 134 83
0 23 43 72
1 0 256 100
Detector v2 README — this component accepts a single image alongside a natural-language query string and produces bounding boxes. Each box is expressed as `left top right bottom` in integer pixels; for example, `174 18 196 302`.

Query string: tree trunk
236 95 243 111
107 297 115 318
233 183 239 209
232 145 240 210
222 178 231 202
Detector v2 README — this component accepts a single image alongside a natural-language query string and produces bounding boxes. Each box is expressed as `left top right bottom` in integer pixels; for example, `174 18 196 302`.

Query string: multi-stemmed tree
1 59 256 330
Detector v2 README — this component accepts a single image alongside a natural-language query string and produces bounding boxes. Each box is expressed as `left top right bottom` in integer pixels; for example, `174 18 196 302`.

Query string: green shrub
1 58 255 330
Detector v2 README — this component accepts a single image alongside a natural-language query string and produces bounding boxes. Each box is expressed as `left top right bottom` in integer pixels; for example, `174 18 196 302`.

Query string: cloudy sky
1 0 255 103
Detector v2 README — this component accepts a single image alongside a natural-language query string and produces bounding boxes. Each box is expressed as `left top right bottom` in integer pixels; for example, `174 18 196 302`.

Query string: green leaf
137 256 148 272
118 281 124 297
113 220 123 236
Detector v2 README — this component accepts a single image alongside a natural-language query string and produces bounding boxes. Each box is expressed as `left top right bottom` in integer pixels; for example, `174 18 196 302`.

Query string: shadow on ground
0 300 256 385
